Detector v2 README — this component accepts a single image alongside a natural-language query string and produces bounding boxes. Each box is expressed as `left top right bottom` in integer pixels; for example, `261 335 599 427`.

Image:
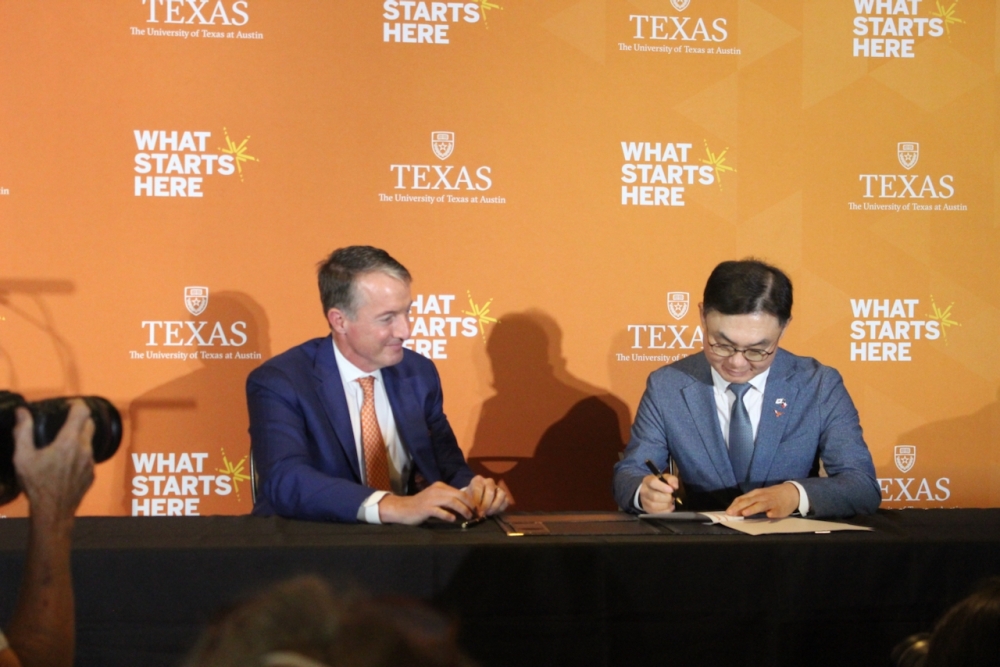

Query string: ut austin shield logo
671 0 691 11
184 286 209 316
897 142 919 170
667 292 689 320
431 131 454 161
894 445 916 474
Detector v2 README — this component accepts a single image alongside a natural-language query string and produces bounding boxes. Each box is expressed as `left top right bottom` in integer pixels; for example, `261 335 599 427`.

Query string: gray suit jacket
613 350 880 518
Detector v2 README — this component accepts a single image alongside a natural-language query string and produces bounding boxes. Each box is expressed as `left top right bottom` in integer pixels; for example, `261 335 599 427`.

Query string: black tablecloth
1 509 999 667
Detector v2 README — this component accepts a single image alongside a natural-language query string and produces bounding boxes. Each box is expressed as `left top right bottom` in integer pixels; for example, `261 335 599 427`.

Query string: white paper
640 512 873 535
639 511 744 524
725 517 872 535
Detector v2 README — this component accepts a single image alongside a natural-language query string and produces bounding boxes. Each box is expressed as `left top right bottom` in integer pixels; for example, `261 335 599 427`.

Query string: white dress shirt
709 366 770 445
332 341 412 523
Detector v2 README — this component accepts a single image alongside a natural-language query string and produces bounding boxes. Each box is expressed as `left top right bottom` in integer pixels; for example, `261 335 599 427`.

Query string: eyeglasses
707 341 777 363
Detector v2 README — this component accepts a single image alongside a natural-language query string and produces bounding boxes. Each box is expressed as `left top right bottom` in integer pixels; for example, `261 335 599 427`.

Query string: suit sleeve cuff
632 486 643 512
788 481 810 516
358 491 389 524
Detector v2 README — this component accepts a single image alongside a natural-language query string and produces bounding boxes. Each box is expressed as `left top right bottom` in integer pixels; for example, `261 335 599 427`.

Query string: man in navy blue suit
614 260 880 519
247 246 508 524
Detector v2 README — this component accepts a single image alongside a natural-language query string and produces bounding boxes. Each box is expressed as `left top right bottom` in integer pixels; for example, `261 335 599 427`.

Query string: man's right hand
376 481 476 526
638 473 679 513
13 401 95 525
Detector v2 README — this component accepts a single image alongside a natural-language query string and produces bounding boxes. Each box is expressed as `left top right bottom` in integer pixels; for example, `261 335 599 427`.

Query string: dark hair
317 246 411 318
702 259 793 326
924 577 1000 667
182 576 477 667
891 633 930 667
183 576 343 667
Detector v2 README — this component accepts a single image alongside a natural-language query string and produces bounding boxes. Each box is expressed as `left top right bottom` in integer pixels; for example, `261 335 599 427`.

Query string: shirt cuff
357 491 389 524
632 486 643 512
788 481 810 516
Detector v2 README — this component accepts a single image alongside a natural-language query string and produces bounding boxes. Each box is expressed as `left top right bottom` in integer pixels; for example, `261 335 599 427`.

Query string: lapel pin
774 410 784 418
775 398 788 409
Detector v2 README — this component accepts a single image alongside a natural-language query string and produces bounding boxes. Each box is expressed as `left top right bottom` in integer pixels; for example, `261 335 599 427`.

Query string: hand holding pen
642 459 683 511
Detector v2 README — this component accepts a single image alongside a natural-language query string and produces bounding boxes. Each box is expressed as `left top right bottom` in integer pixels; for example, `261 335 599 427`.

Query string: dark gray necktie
728 383 754 487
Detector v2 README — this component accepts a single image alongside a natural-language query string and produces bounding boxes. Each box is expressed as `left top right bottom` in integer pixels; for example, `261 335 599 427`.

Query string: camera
0 391 122 505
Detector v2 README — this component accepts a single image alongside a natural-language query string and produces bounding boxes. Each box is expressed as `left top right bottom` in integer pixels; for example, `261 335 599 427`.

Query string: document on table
640 511 748 524
725 517 872 535
640 511 872 535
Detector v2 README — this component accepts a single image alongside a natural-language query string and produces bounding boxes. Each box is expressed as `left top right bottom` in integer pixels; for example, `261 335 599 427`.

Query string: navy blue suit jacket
247 336 475 522
613 350 880 518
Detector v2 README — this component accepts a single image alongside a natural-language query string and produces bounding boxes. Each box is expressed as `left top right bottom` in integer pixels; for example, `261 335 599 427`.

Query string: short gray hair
317 246 411 318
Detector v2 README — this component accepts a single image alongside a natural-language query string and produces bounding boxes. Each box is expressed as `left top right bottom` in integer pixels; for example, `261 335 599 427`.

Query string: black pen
460 515 487 529
644 459 683 506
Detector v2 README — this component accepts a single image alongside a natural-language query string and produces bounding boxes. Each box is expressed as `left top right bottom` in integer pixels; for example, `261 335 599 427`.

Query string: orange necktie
358 376 392 491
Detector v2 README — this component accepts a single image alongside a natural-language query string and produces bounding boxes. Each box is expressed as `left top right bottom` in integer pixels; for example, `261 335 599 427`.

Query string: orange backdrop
0 0 996 517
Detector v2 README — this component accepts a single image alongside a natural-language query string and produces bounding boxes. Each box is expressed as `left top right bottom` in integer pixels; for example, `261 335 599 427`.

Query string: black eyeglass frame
706 335 781 363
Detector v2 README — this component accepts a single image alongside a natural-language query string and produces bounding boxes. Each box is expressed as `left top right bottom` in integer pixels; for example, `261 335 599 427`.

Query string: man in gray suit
613 260 880 519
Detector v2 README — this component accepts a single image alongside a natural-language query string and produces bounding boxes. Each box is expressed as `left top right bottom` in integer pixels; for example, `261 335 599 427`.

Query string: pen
460 515 487 529
644 459 683 506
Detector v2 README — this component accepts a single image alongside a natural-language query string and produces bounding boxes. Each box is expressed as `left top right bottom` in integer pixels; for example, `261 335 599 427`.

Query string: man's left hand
466 475 509 517
726 482 799 519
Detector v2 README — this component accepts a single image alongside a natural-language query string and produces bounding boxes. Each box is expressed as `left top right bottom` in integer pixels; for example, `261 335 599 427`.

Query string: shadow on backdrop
607 327 652 417
467 311 629 511
125 292 271 515
0 278 79 395
895 386 1000 506
0 279 80 517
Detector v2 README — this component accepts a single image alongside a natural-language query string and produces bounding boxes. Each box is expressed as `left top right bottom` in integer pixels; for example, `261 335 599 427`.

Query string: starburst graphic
462 291 499 341
219 127 258 182
932 1 964 37
217 448 251 501
701 140 736 190
473 0 502 29
927 295 960 344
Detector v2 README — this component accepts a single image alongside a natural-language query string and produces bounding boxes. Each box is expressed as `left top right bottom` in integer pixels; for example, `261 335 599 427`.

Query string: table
1 509 999 667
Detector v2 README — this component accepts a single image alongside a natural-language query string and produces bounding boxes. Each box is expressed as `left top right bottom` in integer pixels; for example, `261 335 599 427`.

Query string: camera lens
0 391 26 505
0 391 122 505
30 396 122 463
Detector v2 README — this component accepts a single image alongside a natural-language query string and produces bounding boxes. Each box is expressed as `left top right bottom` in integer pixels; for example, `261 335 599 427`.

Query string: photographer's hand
13 401 94 521
5 400 95 667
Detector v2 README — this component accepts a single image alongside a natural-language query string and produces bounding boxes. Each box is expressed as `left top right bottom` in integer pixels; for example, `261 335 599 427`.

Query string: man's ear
327 308 349 334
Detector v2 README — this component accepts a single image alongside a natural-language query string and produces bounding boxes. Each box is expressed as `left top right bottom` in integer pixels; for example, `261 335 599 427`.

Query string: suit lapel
382 365 438 483
680 355 737 488
314 338 362 480
749 350 799 483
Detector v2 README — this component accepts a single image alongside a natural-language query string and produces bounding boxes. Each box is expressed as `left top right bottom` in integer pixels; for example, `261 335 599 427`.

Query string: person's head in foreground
925 577 1000 667
183 576 478 667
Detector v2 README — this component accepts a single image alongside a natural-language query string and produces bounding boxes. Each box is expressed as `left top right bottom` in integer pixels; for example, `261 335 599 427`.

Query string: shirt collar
332 338 382 384
710 365 771 395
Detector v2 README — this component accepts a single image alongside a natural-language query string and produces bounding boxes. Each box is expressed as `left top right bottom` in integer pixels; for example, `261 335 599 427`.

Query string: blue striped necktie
728 383 754 488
